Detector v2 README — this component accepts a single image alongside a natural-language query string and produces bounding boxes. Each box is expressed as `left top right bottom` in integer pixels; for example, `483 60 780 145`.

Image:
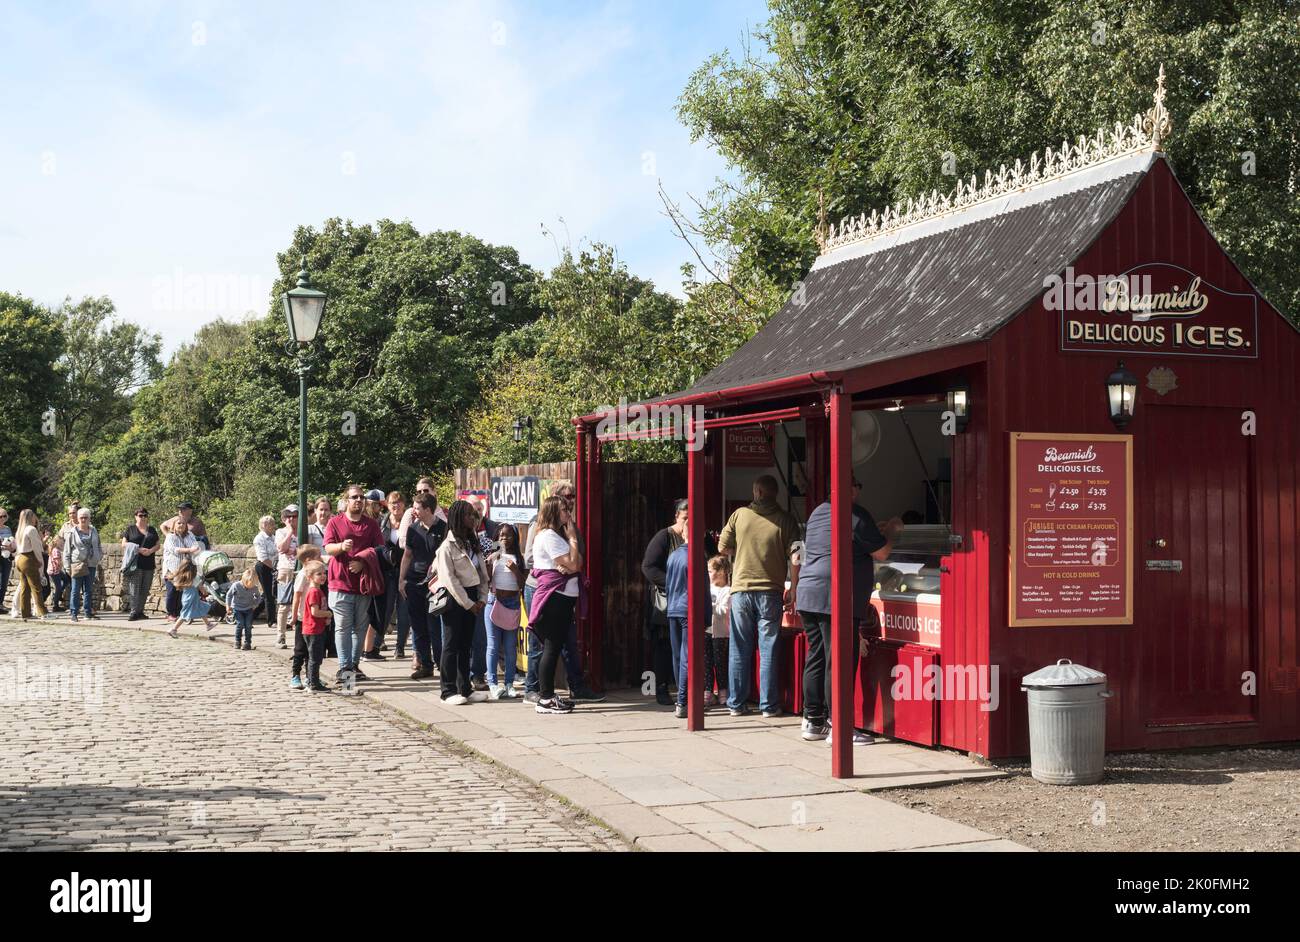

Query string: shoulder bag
428 586 451 617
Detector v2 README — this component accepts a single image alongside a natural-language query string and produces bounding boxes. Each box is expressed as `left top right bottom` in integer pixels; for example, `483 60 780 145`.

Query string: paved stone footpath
0 622 627 852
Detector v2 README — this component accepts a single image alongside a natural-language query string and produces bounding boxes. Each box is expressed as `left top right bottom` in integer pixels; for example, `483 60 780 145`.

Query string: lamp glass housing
1106 362 1139 428
946 386 970 431
283 291 326 345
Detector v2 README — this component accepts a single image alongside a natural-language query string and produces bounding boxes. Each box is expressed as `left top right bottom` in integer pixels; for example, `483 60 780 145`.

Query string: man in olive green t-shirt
717 474 800 717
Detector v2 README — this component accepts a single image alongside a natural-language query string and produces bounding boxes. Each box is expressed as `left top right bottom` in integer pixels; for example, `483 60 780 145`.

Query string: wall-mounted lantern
1106 360 1139 430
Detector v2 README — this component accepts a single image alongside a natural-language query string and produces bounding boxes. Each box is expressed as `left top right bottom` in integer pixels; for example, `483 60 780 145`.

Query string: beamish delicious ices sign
490 475 540 524
1009 432 1134 627
1047 262 1258 359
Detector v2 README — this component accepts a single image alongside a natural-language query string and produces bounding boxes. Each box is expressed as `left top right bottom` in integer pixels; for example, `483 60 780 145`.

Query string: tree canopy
676 0 1300 319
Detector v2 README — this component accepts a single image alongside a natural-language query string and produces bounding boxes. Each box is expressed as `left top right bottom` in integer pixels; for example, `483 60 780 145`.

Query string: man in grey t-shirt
791 478 903 742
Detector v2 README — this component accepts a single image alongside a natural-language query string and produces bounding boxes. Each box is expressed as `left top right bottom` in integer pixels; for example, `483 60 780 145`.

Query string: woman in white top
11 509 49 620
308 497 331 548
161 520 199 624
529 496 583 714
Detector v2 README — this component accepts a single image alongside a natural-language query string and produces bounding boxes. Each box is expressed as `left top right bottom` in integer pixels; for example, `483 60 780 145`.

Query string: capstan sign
1048 263 1258 359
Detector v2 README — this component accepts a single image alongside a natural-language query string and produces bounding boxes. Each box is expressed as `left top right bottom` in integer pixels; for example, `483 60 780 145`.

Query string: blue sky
0 0 769 353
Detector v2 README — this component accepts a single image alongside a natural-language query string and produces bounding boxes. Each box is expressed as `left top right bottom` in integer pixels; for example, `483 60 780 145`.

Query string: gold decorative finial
1143 63 1171 151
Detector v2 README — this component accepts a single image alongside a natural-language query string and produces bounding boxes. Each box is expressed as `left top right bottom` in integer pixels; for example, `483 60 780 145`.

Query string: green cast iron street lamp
282 256 328 553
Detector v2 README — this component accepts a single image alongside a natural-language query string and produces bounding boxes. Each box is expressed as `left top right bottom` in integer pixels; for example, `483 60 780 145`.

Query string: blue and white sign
490 475 541 524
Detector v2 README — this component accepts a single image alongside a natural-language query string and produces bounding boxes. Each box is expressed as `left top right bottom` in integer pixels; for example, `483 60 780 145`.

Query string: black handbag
649 585 669 627
428 586 451 616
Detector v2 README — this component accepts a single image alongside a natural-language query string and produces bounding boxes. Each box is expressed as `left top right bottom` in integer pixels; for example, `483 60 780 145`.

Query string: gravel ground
881 747 1300 851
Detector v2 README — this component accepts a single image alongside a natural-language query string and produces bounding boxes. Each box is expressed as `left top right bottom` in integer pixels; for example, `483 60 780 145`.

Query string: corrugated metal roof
675 154 1154 401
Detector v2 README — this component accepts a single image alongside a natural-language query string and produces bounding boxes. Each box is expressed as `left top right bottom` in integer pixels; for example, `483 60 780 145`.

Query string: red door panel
1140 405 1255 726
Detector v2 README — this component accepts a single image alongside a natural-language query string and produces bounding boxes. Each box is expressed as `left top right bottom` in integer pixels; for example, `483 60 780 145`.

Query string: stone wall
2 543 257 613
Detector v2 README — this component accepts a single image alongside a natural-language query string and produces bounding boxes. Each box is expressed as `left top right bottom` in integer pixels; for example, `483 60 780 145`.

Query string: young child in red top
301 561 332 691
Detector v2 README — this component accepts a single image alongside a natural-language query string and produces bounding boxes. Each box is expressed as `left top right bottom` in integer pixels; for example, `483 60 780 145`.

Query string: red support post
575 425 589 674
686 410 706 731
829 387 854 778
588 437 604 690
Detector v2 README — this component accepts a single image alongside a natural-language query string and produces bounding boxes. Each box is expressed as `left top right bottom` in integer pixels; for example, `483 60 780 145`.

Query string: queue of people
640 472 903 746
9 470 906 735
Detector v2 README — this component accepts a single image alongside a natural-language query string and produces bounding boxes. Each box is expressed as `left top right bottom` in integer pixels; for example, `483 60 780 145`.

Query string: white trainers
801 719 830 741
468 690 490 703
488 684 503 699
826 729 875 746
445 694 470 706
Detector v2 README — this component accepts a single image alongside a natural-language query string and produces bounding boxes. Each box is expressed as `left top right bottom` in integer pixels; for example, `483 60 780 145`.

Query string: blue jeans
471 607 487 681
329 590 366 670
727 590 783 713
164 577 182 618
524 585 587 693
71 569 96 617
668 616 689 707
484 594 520 687
234 610 254 646
50 571 71 609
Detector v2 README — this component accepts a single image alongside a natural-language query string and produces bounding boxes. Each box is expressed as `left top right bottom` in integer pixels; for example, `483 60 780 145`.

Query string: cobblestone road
0 623 627 851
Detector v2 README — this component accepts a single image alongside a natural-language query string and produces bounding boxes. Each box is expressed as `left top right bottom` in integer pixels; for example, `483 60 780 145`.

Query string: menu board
1009 432 1133 626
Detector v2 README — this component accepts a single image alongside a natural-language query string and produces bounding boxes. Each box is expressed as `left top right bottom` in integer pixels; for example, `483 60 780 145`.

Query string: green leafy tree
0 292 64 511
64 219 546 537
677 0 1300 319
52 295 162 450
467 244 707 466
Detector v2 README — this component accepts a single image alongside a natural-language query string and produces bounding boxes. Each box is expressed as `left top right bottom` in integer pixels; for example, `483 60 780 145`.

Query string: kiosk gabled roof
675 148 1155 403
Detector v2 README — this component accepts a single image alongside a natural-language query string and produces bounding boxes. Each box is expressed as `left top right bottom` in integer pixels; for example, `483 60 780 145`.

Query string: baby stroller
195 549 236 624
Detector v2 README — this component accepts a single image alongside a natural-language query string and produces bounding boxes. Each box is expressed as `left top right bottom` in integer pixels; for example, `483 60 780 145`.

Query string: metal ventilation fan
851 410 882 464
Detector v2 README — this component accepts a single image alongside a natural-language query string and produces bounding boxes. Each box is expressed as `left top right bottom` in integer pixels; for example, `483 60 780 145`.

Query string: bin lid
1021 658 1107 687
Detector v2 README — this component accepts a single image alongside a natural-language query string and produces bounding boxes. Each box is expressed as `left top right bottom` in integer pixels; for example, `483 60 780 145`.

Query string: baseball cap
364 488 385 502
177 501 194 510
282 504 299 516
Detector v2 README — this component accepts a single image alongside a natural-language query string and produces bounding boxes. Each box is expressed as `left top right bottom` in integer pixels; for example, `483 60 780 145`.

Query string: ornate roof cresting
821 66 1172 254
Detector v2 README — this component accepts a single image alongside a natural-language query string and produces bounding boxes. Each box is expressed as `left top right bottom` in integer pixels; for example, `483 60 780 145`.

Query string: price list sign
1009 432 1133 626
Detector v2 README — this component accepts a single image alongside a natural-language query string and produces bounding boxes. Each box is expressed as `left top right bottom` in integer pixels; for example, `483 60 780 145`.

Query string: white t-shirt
533 529 578 597
710 585 731 638
253 531 277 564
491 552 522 590
308 522 327 548
163 532 197 575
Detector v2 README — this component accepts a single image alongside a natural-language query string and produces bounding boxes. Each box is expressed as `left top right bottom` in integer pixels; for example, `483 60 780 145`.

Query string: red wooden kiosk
573 71 1300 778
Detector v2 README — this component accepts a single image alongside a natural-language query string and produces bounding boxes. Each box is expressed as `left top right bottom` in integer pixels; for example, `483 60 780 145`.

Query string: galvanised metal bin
1020 659 1112 785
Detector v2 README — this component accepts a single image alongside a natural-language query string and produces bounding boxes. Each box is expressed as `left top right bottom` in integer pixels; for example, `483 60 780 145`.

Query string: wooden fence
454 461 687 688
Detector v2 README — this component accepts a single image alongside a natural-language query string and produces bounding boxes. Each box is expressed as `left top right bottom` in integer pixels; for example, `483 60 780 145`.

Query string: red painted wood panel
1140 405 1254 725
978 157 1300 756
